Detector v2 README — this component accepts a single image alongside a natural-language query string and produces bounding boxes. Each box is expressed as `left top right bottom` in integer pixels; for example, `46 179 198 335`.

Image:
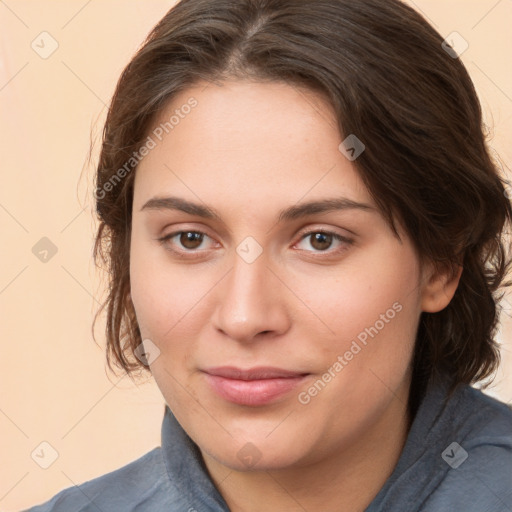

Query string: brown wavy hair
92 0 512 413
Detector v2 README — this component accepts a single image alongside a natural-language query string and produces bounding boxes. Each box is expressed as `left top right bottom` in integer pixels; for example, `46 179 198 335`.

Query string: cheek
289 243 422 415
129 248 212 406
291 242 421 348
129 235 203 341
131 267 208 339
129 246 231 393
314 255 419 401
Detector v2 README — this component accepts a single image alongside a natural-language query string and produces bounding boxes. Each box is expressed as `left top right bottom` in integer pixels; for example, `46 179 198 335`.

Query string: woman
27 0 512 510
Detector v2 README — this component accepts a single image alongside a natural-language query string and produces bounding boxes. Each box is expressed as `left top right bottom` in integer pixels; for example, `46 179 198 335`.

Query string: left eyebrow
140 196 374 222
277 198 375 223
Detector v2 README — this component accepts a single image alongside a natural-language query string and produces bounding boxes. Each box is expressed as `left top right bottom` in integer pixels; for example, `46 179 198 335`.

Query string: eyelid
157 222 217 242
295 224 353 240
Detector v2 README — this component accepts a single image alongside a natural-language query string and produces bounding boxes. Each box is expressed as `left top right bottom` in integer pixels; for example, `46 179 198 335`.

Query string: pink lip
202 366 309 406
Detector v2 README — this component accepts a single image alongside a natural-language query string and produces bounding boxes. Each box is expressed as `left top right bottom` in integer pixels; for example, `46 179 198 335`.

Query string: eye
157 230 215 254
295 230 353 254
156 228 353 259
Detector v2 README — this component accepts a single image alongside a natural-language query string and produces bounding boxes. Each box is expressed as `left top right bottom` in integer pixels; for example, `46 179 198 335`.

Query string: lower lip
203 373 308 406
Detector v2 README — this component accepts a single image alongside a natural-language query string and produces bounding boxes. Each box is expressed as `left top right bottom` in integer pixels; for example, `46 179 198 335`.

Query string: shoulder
367 381 512 512
441 384 512 457
24 447 178 512
422 385 512 512
463 385 511 435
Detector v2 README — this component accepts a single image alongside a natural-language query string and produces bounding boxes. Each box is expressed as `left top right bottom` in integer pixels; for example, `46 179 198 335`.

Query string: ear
420 262 463 313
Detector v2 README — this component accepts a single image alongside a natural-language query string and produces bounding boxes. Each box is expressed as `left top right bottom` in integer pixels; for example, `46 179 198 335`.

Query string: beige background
0 1 511 510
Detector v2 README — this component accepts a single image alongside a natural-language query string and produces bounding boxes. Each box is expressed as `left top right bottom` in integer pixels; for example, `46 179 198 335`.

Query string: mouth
202 366 310 406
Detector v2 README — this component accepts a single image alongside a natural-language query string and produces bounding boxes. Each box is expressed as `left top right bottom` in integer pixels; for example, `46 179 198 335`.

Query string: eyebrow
140 196 374 222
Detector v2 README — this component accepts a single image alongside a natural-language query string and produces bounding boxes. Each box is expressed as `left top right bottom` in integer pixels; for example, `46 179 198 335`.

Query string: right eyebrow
140 196 221 220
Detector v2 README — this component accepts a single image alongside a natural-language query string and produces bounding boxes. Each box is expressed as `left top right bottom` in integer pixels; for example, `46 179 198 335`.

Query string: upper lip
202 366 308 380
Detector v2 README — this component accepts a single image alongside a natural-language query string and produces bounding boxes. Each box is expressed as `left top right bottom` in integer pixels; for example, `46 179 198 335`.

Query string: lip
202 366 309 406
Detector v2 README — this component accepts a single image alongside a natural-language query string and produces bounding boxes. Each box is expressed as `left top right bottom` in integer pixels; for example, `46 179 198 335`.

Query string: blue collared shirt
25 376 512 511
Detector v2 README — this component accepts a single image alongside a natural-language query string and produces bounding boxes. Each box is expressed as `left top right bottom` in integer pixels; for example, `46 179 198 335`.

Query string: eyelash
156 229 353 259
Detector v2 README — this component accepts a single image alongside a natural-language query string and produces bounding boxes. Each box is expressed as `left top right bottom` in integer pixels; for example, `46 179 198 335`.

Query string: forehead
134 80 373 212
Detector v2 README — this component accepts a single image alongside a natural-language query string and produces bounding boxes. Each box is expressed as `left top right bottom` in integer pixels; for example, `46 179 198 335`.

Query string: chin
200 428 314 473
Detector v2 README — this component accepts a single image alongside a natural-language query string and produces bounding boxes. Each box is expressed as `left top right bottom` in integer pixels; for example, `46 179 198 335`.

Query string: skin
129 80 461 512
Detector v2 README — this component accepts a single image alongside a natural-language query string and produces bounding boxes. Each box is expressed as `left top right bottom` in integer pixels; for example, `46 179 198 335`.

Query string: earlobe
421 263 463 313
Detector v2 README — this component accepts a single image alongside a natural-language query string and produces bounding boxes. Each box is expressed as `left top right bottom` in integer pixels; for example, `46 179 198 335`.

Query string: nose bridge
212 250 289 341
226 253 271 317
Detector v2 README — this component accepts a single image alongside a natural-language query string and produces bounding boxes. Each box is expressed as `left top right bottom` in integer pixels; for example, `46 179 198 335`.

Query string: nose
211 252 291 343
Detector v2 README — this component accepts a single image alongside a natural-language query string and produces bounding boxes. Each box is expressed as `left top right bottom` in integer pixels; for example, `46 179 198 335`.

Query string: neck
201 378 412 512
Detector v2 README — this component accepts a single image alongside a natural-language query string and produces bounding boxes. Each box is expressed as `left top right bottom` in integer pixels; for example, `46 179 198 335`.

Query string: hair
92 0 512 416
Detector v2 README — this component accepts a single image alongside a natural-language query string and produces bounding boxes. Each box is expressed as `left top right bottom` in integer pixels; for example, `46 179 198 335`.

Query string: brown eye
157 230 217 259
309 232 333 251
179 232 204 249
294 230 353 256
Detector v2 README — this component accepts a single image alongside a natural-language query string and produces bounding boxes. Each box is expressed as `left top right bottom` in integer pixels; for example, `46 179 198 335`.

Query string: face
130 80 437 472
